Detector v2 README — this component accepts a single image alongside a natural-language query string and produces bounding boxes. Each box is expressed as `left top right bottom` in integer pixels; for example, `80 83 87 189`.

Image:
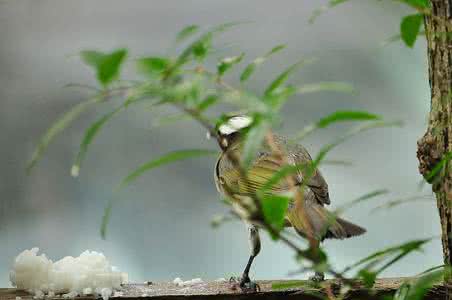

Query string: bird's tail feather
325 217 366 240
287 204 366 240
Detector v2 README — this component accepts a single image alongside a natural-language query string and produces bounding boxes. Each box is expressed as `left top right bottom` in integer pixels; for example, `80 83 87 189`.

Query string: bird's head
208 115 253 150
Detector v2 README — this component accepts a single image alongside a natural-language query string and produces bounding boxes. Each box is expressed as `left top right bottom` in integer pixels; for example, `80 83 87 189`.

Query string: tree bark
417 0 452 289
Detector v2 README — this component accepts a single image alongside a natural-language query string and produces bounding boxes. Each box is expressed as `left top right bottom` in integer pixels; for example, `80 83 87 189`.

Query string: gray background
0 0 441 286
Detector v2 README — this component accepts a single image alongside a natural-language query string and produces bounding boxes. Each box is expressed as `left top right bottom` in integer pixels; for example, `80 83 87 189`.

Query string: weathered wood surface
0 278 448 300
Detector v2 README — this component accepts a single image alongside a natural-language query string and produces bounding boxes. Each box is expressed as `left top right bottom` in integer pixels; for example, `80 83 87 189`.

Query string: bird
213 115 366 290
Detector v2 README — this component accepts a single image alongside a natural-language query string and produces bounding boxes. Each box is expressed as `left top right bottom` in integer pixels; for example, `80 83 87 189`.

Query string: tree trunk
417 0 452 288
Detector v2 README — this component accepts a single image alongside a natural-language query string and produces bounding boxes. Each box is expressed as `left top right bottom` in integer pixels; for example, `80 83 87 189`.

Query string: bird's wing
218 145 329 206
290 144 330 205
219 153 290 197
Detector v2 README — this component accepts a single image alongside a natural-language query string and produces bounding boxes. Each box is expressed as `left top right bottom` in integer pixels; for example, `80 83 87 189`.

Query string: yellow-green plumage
214 134 365 241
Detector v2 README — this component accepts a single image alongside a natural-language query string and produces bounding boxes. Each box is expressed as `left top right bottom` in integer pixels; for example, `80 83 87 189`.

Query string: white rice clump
173 277 203 287
10 248 128 300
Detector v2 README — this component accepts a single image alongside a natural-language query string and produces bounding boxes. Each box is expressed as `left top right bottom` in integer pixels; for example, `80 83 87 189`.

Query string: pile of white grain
10 248 128 300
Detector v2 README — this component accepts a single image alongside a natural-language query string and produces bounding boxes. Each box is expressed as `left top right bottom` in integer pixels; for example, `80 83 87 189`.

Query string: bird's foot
228 275 260 292
309 272 325 282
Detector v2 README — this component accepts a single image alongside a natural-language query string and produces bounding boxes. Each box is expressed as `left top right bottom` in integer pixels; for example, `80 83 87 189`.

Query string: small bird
213 115 366 290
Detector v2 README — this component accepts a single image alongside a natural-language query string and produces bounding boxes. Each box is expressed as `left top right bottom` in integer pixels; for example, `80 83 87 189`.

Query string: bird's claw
240 280 260 292
309 272 325 282
228 275 260 292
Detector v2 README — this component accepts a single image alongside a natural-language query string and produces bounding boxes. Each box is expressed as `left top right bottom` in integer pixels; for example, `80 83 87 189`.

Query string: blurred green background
0 0 440 286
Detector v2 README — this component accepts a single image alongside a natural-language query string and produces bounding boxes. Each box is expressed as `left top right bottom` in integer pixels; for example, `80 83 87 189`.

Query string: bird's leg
234 224 261 292
308 239 325 282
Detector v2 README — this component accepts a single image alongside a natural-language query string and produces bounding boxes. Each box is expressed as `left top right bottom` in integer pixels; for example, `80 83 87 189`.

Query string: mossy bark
417 0 452 289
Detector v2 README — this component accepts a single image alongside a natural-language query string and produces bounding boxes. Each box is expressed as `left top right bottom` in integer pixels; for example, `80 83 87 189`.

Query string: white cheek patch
218 116 252 135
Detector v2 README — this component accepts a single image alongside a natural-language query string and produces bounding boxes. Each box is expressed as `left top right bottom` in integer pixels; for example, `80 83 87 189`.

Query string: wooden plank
0 278 447 300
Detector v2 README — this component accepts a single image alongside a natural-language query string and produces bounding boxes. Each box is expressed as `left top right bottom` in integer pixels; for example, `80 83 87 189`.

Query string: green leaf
272 280 318 290
334 189 389 215
400 14 423 48
358 269 377 288
400 0 430 9
192 38 211 60
347 239 431 272
425 151 452 182
71 106 124 177
260 159 352 194
197 95 219 112
217 53 245 76
175 25 200 43
297 82 354 94
266 85 297 110
261 194 290 238
26 97 101 173
309 0 350 24
136 57 171 76
260 163 308 193
264 58 316 97
293 120 403 173
177 22 243 66
100 197 117 239
395 282 411 300
101 149 218 238
79 50 104 67
241 117 270 169
395 269 444 300
317 111 381 128
240 44 286 82
371 195 432 213
118 149 218 188
81 49 127 87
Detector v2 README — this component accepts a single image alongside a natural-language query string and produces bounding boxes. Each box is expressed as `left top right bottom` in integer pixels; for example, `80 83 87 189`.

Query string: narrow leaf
309 0 350 24
272 280 318 290
80 50 104 67
425 151 452 182
217 53 245 76
100 197 117 239
371 195 433 213
317 111 381 128
295 120 403 177
358 269 377 288
400 0 430 9
240 44 286 82
297 82 354 94
197 95 219 112
72 106 124 177
264 58 316 97
27 97 100 173
334 189 389 214
241 118 269 169
177 22 243 66
176 25 200 43
260 163 307 193
119 149 218 188
261 194 290 238
401 14 423 48
347 239 431 271
136 57 171 76
403 268 444 300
